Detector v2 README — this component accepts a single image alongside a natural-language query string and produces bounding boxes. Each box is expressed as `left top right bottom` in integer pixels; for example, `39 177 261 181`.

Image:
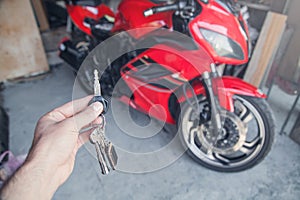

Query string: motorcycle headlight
200 28 245 60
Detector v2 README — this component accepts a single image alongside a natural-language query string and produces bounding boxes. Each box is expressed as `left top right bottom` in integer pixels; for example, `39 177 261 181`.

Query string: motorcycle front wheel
177 95 275 172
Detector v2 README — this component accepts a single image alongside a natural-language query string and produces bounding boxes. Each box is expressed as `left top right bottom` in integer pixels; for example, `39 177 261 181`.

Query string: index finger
43 95 93 123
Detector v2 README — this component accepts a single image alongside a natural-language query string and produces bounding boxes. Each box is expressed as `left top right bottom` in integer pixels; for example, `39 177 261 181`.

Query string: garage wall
277 0 300 83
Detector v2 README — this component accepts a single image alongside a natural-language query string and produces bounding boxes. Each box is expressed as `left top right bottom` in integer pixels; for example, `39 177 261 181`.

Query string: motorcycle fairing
129 63 173 81
189 0 249 65
113 0 249 64
112 0 174 37
119 44 265 124
134 30 199 51
67 3 115 35
120 44 206 123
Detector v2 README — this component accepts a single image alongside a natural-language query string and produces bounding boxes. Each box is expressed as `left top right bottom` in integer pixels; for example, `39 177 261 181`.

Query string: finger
78 117 103 148
43 96 94 123
65 102 103 132
92 117 103 126
77 128 96 149
80 117 103 132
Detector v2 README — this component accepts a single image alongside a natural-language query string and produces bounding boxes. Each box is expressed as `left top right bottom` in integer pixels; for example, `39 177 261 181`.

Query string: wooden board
244 12 287 87
265 28 294 87
0 0 49 82
31 0 50 31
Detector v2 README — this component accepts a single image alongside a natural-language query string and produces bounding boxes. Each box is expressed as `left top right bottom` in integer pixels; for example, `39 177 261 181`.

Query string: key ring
99 115 106 129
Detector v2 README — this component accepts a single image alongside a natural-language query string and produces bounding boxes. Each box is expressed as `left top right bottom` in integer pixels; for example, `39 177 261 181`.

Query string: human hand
0 96 103 200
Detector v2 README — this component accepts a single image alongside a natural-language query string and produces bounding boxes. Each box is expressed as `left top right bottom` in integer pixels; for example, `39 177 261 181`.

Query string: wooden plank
0 0 49 82
31 0 50 31
265 28 294 87
244 12 287 87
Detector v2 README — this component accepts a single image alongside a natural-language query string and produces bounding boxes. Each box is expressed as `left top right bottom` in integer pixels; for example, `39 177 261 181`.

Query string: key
90 70 109 114
106 141 118 170
90 126 110 175
89 69 118 175
90 116 118 174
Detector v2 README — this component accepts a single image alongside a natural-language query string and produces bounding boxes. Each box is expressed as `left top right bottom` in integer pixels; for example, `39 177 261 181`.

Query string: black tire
177 95 275 172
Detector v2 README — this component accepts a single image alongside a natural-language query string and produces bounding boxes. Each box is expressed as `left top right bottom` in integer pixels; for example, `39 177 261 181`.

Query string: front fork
202 64 223 138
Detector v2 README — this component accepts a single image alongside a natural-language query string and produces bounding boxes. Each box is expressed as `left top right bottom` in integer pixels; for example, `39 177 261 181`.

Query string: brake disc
197 111 247 155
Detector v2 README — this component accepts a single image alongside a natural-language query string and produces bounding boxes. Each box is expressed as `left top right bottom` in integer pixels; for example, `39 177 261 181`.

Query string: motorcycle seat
72 0 104 7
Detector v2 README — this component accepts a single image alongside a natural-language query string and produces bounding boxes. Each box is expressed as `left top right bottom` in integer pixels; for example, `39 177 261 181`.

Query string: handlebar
144 0 195 17
144 4 179 17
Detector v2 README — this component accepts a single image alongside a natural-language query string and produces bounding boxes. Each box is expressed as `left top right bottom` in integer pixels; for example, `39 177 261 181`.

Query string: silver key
106 141 118 170
90 69 118 175
90 125 110 175
94 69 101 97
90 116 118 174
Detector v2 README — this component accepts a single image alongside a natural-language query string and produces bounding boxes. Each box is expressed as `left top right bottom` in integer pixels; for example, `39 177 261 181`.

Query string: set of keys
89 69 118 175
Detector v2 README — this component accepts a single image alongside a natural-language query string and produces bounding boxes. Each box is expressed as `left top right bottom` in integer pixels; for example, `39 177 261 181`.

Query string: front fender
176 76 266 113
219 76 266 112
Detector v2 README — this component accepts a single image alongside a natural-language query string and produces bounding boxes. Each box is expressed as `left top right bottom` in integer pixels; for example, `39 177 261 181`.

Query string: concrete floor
2 64 300 199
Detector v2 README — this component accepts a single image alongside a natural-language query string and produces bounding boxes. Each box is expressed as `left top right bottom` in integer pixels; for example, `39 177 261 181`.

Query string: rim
180 95 266 169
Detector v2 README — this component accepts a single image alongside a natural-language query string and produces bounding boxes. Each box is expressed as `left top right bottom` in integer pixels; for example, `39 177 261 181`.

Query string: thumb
65 102 103 132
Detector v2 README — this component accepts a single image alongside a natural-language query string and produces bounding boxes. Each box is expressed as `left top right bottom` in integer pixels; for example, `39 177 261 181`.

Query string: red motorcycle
59 0 275 172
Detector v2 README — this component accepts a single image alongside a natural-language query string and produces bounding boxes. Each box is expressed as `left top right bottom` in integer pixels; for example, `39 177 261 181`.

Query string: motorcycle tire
177 95 275 172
